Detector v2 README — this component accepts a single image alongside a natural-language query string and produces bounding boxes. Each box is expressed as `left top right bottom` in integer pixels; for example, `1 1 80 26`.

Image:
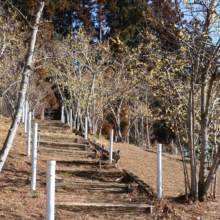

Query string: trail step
38 141 88 150
38 141 87 147
38 135 88 144
38 148 95 157
56 169 123 177
56 182 128 193
55 202 153 214
56 159 107 165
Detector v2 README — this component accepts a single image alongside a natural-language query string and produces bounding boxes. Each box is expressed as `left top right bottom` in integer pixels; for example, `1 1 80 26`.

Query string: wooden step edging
38 141 88 148
56 169 123 177
56 182 129 193
88 138 110 155
38 148 95 157
56 182 127 188
38 148 91 154
72 130 115 156
124 169 156 198
38 146 88 151
38 134 88 144
38 144 89 151
56 159 107 165
55 202 153 214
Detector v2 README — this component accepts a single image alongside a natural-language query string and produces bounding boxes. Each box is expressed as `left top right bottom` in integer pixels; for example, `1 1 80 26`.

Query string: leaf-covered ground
0 116 219 219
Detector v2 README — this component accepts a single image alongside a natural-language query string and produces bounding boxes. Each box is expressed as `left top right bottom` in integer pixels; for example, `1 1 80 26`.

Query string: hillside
0 116 220 219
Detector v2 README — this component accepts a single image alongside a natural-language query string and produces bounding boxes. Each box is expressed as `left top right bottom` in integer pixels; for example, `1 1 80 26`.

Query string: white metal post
85 117 88 140
175 148 178 156
22 104 25 123
33 109 35 120
70 109 73 130
27 112 32 157
109 129 113 163
24 101 28 133
61 106 64 123
31 123 38 190
157 144 162 201
27 102 29 115
46 160 56 220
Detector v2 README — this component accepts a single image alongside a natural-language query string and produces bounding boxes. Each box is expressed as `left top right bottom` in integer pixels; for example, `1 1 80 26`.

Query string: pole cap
47 160 56 166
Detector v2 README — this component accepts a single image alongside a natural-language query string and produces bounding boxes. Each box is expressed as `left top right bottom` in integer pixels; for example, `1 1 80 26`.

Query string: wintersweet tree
0 4 28 117
144 0 220 201
175 0 220 201
48 28 114 131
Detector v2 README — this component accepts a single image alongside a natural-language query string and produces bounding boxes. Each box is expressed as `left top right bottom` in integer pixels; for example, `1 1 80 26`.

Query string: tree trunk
213 172 218 201
136 119 140 147
99 5 102 43
198 121 208 200
64 105 69 124
116 119 122 141
145 92 151 149
213 123 218 200
0 1 45 172
79 110 84 131
73 105 78 129
175 120 189 200
198 73 208 201
41 107 45 120
76 109 80 131
3 95 14 118
126 114 130 143
188 86 197 199
141 115 144 148
134 118 137 144
98 112 108 139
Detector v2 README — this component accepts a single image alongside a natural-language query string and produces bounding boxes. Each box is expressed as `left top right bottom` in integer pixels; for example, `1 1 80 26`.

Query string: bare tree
0 0 45 172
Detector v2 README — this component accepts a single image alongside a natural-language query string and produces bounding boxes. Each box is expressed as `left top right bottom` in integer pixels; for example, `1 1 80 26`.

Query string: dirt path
1 117 220 219
0 118 153 219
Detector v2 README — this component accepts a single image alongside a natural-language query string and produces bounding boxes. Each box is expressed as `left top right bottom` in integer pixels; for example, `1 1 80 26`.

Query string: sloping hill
0 116 220 219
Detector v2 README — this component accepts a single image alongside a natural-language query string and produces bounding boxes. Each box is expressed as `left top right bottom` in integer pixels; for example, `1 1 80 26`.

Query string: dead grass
0 116 220 219
98 137 220 220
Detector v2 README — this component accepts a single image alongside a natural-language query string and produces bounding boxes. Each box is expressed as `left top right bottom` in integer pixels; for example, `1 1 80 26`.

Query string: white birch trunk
0 1 45 172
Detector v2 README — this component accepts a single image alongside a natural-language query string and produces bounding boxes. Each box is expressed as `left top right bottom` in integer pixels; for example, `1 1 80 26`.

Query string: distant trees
44 27 153 145
12 0 179 45
105 0 149 44
94 0 108 41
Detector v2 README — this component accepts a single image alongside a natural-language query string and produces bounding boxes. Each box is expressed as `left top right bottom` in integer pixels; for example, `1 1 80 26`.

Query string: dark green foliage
106 0 149 45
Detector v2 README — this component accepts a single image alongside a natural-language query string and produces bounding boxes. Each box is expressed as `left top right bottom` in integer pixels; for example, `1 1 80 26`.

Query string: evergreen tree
94 0 108 42
50 0 94 35
105 0 179 48
105 0 149 45
12 0 94 36
75 0 94 33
